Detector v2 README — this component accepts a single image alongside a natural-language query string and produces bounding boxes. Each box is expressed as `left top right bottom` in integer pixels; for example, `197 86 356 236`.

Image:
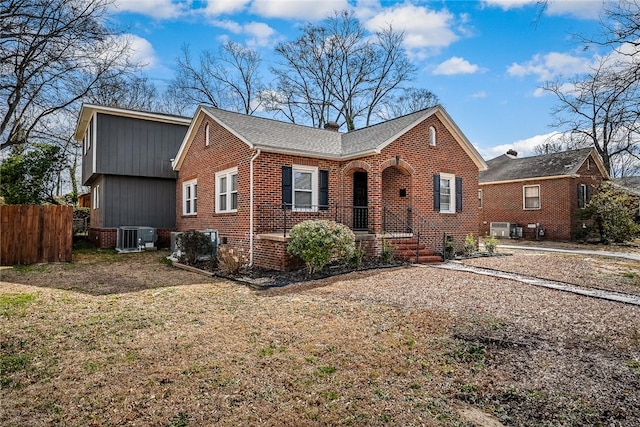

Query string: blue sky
109 0 610 160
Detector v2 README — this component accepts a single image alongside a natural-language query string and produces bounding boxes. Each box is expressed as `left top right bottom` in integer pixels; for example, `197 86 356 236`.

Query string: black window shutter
577 183 584 207
282 166 292 209
433 174 440 211
586 184 591 203
456 177 463 212
319 170 329 210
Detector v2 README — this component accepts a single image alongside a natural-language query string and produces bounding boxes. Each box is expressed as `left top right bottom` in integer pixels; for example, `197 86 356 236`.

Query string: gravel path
437 261 640 305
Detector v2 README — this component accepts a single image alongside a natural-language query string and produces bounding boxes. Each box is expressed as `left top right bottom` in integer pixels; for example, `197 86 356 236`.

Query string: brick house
74 104 190 248
479 148 609 240
172 105 487 270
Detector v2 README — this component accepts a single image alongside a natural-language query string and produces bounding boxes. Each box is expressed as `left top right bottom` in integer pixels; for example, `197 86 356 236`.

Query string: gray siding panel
102 175 176 229
96 114 187 179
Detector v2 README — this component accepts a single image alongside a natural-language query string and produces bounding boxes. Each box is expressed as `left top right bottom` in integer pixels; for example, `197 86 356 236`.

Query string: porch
253 203 445 270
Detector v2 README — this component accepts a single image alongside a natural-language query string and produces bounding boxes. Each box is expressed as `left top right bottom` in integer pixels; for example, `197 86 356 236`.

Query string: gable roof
479 148 610 184
172 105 487 171
74 104 191 141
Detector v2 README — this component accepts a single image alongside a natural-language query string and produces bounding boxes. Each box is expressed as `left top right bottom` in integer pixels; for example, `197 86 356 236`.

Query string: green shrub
347 242 366 268
380 236 394 264
444 236 455 260
463 233 478 257
176 231 213 266
484 235 498 255
287 220 355 275
584 181 640 244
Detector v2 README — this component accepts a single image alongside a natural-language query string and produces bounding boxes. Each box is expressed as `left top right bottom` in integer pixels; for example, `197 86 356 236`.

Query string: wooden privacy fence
0 205 73 265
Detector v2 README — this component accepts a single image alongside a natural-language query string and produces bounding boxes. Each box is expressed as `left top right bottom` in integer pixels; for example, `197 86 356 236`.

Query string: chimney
324 121 339 132
506 149 518 157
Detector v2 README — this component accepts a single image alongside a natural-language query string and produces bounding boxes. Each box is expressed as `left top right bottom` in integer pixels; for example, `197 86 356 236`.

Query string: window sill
182 214 197 217
214 210 238 214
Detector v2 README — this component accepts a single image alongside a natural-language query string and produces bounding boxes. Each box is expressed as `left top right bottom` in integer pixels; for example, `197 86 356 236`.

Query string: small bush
287 220 355 275
348 242 366 268
484 235 498 255
463 233 478 257
176 231 213 266
444 236 455 260
380 237 394 264
218 246 247 275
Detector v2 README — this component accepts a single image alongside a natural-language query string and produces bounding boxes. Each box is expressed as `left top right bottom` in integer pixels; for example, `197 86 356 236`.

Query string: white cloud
482 131 563 159
211 19 244 33
211 20 278 46
126 34 158 69
544 0 605 20
112 0 185 19
365 4 459 51
483 0 604 19
507 52 593 81
483 0 532 10
251 0 351 21
204 0 250 15
471 90 488 99
244 22 277 46
433 57 483 75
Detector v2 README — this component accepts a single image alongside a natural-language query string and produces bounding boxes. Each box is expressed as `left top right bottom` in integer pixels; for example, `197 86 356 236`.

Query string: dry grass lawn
1 245 639 426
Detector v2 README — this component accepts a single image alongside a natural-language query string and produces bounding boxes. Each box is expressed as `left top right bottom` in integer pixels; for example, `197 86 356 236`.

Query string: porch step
388 238 442 264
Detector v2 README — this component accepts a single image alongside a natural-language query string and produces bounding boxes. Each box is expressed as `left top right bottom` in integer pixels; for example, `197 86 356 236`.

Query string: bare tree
166 41 263 115
0 0 137 150
376 87 440 120
268 10 417 131
544 54 640 177
86 73 159 111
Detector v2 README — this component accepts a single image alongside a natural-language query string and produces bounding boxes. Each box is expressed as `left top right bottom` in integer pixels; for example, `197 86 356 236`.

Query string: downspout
249 148 261 266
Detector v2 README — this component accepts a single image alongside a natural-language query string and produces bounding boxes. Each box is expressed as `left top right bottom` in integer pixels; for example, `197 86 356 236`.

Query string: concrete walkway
480 243 640 262
434 262 640 306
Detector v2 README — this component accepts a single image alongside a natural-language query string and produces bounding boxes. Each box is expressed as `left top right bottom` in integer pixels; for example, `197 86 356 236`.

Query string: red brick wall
377 114 481 253
88 227 174 249
479 153 605 241
177 111 482 268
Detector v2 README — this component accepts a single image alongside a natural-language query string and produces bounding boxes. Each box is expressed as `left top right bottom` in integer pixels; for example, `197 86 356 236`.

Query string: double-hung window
293 165 317 210
578 183 591 209
433 173 462 214
523 185 540 210
216 167 238 213
183 179 197 215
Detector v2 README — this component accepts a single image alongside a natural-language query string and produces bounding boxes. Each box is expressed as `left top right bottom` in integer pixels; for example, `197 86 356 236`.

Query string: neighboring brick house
74 104 190 248
172 105 487 270
479 148 609 240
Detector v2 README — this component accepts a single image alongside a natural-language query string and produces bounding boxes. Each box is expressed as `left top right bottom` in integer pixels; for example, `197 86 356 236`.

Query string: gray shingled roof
204 106 439 158
480 148 593 183
614 176 640 196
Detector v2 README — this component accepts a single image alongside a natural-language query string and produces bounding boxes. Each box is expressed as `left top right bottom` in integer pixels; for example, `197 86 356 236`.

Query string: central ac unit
116 226 157 252
490 222 517 238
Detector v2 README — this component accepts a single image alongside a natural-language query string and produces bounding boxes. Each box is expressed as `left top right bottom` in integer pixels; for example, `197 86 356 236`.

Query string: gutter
249 148 261 266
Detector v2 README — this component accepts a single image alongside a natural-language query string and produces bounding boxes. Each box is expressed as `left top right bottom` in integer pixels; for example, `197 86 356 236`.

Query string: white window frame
429 126 436 146
84 118 93 155
205 123 210 146
478 188 483 209
183 179 197 215
292 165 318 211
439 173 456 214
92 185 100 210
578 183 587 209
523 185 540 210
215 167 238 213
